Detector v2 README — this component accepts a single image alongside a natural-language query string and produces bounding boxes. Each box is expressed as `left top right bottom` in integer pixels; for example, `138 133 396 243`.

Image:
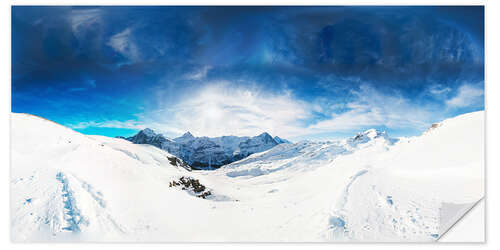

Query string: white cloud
446 83 484 108
107 27 141 62
72 82 457 140
70 9 102 40
308 84 434 132
185 66 212 80
142 81 312 138
69 120 146 130
136 83 443 139
428 84 452 96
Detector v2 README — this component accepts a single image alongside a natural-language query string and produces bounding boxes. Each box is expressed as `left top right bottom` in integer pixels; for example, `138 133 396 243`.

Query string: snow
129 129 284 169
141 128 156 137
273 136 290 144
10 111 484 242
173 131 195 143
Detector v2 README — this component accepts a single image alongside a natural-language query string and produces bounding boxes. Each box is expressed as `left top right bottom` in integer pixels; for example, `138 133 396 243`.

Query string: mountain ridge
10 111 484 241
122 128 290 169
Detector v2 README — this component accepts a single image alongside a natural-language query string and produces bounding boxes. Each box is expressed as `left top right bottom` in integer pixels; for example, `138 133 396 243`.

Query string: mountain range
119 129 290 169
10 111 484 241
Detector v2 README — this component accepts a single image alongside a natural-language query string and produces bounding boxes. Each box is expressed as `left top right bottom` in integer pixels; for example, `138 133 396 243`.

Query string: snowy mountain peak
257 132 272 138
140 128 157 137
183 131 194 138
273 136 290 144
174 131 195 142
350 129 394 146
10 111 484 241
362 129 387 139
127 128 169 148
124 129 288 170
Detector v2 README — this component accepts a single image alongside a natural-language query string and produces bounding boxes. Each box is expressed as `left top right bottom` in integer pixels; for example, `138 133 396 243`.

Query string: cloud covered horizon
66 80 483 141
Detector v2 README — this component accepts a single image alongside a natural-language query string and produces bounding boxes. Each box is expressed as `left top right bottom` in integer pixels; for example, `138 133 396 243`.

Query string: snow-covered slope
221 128 397 178
10 111 484 242
126 129 287 169
11 114 202 241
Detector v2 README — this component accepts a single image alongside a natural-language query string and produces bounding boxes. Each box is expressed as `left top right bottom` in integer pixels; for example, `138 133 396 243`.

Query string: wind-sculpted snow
11 111 483 242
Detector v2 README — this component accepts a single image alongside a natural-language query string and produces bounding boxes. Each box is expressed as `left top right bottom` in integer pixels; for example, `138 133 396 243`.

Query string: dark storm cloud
12 6 484 138
12 6 483 88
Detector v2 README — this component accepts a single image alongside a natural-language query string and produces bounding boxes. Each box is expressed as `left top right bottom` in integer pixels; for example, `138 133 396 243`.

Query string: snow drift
10 111 484 242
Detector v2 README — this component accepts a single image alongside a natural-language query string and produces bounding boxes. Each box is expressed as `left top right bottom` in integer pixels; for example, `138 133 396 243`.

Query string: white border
2 1 497 249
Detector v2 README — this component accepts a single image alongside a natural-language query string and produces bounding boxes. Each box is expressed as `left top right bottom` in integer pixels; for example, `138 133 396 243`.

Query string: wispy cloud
141 81 311 138
140 82 441 139
107 27 141 63
70 9 102 40
68 81 484 140
67 81 484 140
184 66 212 80
428 84 452 97
446 83 484 108
69 120 146 130
308 84 435 132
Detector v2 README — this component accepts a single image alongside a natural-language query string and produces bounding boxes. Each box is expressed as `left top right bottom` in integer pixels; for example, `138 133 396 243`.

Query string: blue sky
12 6 484 141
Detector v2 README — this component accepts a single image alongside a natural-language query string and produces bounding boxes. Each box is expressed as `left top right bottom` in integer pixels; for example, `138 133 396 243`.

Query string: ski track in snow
69 173 128 236
328 169 442 241
328 169 369 240
56 172 87 232
10 111 484 242
53 171 127 236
